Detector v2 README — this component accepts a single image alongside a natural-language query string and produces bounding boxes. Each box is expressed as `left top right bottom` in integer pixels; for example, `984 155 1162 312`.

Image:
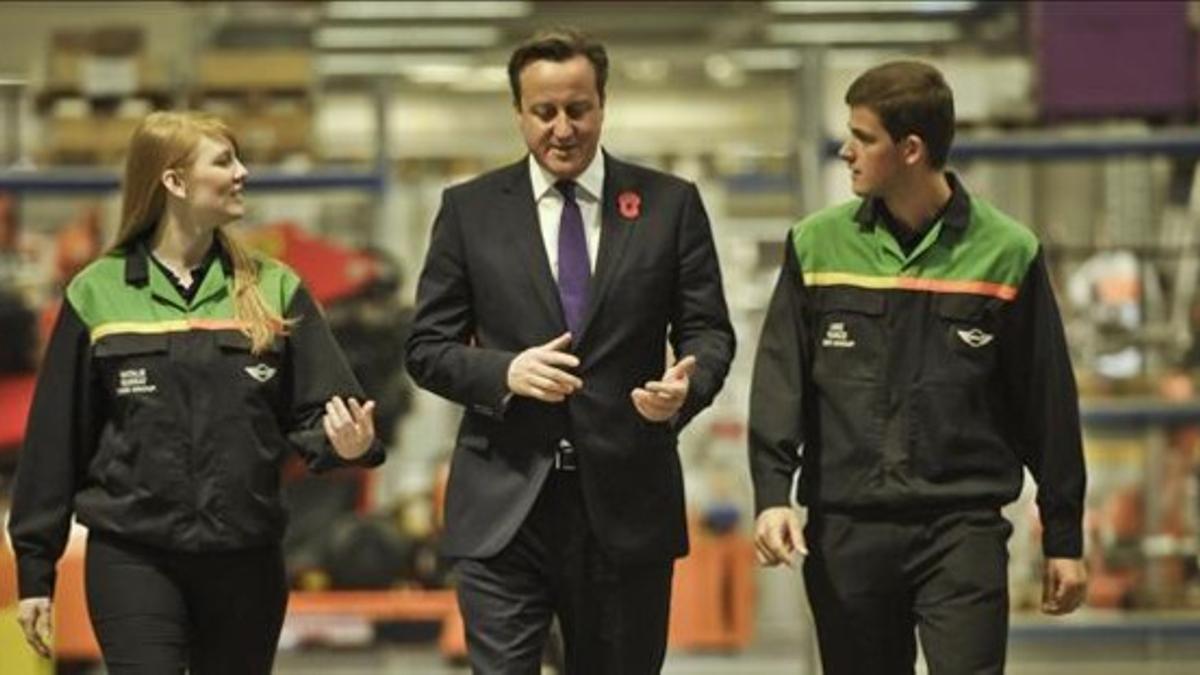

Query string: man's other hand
754 506 807 568
631 355 696 422
1041 557 1088 615
507 332 583 403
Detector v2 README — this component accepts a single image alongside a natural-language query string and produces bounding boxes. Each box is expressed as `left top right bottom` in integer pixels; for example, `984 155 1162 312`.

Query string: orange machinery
0 521 755 663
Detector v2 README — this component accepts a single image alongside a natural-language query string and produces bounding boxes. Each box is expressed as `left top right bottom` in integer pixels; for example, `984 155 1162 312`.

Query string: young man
405 28 734 674
749 61 1087 674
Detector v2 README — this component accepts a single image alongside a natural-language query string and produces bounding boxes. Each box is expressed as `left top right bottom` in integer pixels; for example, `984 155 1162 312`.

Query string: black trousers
803 508 1012 675
84 530 288 675
455 469 674 675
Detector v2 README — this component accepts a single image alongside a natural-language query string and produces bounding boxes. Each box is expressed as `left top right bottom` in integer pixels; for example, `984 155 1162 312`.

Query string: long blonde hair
111 111 287 353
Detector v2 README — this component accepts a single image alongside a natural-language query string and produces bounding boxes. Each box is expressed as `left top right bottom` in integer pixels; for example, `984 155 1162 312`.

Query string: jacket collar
853 171 971 233
125 232 232 287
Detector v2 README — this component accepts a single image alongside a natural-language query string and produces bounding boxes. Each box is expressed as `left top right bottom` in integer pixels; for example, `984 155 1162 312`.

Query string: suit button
888 389 901 413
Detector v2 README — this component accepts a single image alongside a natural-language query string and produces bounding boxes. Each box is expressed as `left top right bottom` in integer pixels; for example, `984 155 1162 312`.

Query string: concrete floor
267 618 1200 675
60 564 1200 674
60 631 1200 674
269 643 1200 675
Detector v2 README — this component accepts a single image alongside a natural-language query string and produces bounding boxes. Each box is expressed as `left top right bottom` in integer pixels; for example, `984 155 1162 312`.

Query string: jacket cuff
347 439 386 468
468 350 517 420
675 369 712 431
753 476 796 516
1042 518 1083 558
17 556 56 600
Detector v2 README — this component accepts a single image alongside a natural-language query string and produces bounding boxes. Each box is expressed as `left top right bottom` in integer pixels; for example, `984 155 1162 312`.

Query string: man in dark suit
405 28 735 675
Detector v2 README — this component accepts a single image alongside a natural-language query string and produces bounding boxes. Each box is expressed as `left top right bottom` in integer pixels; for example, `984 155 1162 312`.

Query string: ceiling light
316 26 501 49
324 1 532 20
449 66 510 92
767 21 960 44
624 59 671 84
403 64 474 84
767 1 977 14
317 53 474 77
729 49 803 71
705 55 746 87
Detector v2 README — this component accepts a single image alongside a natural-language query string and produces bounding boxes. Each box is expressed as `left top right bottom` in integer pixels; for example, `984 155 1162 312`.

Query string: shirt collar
125 232 232 286
853 171 971 233
528 149 605 203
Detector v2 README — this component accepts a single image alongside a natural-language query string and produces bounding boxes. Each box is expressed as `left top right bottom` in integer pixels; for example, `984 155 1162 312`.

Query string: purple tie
555 180 590 334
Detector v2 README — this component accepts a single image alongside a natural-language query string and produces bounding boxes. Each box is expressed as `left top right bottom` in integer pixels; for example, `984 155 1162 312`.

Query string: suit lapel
576 152 638 345
501 159 567 331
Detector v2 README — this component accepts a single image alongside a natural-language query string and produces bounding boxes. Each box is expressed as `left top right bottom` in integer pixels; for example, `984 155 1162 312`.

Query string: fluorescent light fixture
704 55 746 87
449 66 510 92
767 21 960 44
623 59 671 84
768 1 977 13
403 64 474 84
729 48 803 70
324 1 532 19
316 26 502 49
318 53 475 77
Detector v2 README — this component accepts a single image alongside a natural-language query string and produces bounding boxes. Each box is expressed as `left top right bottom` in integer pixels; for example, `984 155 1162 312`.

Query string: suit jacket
405 152 735 564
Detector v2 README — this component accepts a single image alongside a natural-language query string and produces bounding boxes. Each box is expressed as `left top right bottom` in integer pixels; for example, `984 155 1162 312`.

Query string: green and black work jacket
749 176 1086 558
8 238 384 599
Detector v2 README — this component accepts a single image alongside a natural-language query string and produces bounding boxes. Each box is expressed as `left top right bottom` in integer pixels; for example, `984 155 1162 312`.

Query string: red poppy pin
617 191 641 220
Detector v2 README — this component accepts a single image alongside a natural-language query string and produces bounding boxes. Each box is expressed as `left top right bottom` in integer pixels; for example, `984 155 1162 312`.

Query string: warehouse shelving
0 165 386 194
821 127 1200 161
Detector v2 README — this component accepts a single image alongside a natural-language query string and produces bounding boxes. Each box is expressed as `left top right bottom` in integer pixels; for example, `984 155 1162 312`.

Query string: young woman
8 111 383 674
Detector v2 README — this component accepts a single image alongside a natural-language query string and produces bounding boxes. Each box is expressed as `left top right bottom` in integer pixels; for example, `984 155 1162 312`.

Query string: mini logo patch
956 328 994 348
822 322 856 348
116 368 156 396
245 364 277 383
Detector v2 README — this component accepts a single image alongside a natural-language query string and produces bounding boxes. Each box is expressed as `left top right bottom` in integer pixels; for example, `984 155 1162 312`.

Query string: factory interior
2 1 1200 673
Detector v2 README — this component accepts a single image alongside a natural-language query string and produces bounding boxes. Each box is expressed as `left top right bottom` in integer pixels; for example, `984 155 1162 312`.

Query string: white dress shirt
528 151 605 280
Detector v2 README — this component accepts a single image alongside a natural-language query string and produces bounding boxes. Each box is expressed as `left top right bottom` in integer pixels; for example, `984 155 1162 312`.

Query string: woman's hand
322 396 376 460
17 596 53 658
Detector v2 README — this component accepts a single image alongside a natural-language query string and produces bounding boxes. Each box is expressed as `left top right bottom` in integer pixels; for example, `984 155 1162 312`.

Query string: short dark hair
845 60 955 169
507 27 608 109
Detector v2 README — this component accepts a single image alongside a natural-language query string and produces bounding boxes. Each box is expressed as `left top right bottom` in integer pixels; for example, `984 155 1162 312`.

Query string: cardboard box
91 26 143 56
45 116 141 163
45 27 163 94
228 111 312 160
47 52 168 96
197 50 312 91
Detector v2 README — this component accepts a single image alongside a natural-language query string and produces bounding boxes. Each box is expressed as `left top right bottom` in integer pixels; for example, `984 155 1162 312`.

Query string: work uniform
749 175 1085 674
8 236 383 674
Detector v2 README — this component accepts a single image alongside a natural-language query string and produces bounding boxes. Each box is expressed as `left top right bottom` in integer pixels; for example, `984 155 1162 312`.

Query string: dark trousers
84 530 288 675
455 469 674 675
803 508 1012 675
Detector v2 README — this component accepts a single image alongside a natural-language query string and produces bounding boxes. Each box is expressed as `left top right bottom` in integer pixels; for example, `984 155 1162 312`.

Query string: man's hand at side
17 597 52 658
1042 557 1087 615
754 506 807 568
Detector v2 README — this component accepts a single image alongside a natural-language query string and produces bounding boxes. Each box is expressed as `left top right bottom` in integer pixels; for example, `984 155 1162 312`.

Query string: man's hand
631 356 696 423
507 332 583 403
17 596 53 658
323 396 376 459
1042 557 1088 615
754 506 807 568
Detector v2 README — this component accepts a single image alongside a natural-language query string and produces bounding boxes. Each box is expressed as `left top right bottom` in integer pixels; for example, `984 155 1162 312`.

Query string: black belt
554 439 578 471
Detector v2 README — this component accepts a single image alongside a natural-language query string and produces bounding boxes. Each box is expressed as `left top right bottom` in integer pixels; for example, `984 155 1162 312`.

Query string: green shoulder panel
788 195 1040 295
955 196 1040 284
64 252 135 329
254 255 303 316
66 251 305 330
790 199 876 276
